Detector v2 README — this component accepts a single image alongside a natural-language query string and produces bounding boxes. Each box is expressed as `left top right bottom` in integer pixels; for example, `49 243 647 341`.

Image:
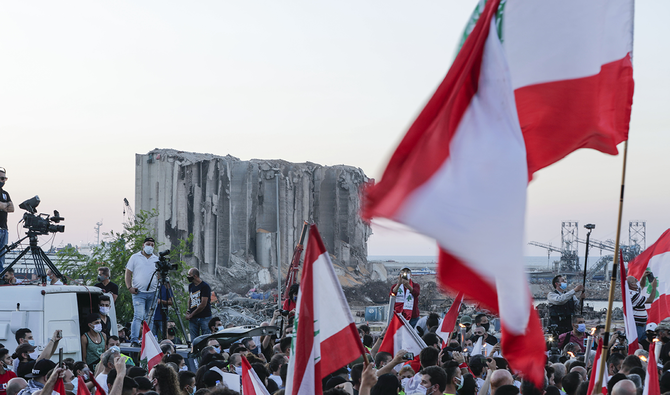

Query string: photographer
390 267 421 327
125 237 159 345
184 268 212 338
0 167 13 271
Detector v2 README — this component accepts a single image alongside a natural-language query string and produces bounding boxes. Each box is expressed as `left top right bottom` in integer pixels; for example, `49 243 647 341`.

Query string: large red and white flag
436 292 464 346
362 0 633 385
587 339 609 395
379 313 425 357
643 341 661 395
620 251 640 354
140 321 164 370
628 229 670 325
242 356 271 395
285 225 366 395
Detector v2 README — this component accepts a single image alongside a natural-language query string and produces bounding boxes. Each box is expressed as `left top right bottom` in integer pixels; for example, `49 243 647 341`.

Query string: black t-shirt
0 189 11 229
94 281 119 296
188 281 212 318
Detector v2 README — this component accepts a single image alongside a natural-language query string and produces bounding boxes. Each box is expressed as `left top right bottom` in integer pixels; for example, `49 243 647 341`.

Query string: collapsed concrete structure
135 149 384 289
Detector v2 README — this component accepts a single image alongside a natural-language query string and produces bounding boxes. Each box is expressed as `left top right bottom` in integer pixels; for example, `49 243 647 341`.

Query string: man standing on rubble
390 267 421 327
185 268 212 339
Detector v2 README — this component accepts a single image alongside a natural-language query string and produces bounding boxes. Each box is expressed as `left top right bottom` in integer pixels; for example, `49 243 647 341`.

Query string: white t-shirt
96 373 109 394
125 252 159 292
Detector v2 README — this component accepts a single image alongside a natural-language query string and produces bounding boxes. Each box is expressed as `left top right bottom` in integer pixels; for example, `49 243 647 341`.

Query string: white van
0 285 118 362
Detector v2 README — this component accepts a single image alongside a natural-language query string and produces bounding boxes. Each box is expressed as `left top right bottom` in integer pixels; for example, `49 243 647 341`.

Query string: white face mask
93 324 103 333
416 385 428 395
456 376 464 390
234 365 243 375
217 326 224 332
179 366 188 372
100 306 110 315
144 245 154 255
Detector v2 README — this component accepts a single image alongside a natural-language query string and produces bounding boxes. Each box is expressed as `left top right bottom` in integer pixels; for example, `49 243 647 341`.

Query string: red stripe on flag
362 0 501 220
645 341 661 395
319 322 364 376
78 376 92 395
437 249 546 385
378 314 403 355
518 55 634 177
54 377 67 395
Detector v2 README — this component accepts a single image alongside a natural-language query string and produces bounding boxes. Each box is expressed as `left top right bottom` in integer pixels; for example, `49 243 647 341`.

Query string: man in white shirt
125 237 159 345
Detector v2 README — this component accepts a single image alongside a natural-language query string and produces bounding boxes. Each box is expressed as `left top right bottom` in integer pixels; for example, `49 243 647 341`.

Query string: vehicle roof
0 284 104 294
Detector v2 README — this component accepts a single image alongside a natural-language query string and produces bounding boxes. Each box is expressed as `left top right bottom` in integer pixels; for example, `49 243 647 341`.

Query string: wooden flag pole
594 141 630 394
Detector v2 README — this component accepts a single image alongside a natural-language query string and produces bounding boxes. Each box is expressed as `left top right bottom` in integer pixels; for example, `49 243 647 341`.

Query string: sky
0 1 668 258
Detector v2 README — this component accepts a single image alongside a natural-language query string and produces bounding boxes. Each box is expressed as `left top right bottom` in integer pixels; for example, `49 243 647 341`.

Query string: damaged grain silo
135 148 379 289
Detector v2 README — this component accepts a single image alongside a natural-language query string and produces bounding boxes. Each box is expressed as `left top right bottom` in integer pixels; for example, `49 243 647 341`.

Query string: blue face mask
577 323 586 333
560 282 568 290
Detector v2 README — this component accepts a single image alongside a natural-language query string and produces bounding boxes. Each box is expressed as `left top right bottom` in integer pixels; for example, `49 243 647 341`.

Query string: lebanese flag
140 321 164 370
436 292 464 347
643 341 661 395
284 225 366 395
78 376 92 395
628 229 670 325
379 313 425 371
587 339 609 395
620 250 640 354
362 0 633 386
242 356 271 395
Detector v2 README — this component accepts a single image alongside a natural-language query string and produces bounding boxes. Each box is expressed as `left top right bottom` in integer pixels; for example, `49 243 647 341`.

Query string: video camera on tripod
0 195 66 284
19 196 65 235
155 249 178 275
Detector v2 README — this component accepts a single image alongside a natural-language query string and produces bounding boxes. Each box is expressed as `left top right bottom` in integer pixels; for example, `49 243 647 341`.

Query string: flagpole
594 141 629 394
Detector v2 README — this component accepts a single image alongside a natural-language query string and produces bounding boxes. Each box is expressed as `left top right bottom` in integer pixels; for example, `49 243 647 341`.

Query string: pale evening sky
0 1 667 258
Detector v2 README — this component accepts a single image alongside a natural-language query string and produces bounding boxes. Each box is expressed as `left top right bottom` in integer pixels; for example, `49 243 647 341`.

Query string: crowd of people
1 228 669 395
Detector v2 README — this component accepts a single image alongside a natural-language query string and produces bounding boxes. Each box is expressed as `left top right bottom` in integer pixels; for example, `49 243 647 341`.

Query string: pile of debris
211 292 278 327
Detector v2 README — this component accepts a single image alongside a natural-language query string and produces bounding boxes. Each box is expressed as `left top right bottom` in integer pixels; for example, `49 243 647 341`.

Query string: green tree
56 209 193 326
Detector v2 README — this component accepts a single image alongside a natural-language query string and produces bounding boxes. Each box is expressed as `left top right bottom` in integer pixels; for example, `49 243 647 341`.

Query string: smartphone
403 352 414 360
57 330 63 339
647 272 655 283
58 348 63 367
583 338 588 347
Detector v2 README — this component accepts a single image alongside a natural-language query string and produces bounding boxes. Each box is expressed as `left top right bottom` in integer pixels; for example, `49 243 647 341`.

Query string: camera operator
0 167 14 271
184 268 212 338
390 267 421 327
125 237 158 346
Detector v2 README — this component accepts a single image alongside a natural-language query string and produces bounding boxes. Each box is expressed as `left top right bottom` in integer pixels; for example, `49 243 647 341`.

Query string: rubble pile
211 292 277 326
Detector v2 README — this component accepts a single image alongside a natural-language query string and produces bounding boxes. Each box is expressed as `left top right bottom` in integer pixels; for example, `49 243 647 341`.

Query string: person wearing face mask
98 295 113 338
475 314 492 334
557 315 587 353
207 318 223 335
184 268 212 338
125 237 159 346
443 361 464 395
94 267 119 302
418 366 448 395
0 348 17 395
81 314 107 367
547 275 585 335
0 167 13 272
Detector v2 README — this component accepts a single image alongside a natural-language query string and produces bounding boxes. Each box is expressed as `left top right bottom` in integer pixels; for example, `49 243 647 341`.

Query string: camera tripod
144 270 191 347
0 231 66 285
